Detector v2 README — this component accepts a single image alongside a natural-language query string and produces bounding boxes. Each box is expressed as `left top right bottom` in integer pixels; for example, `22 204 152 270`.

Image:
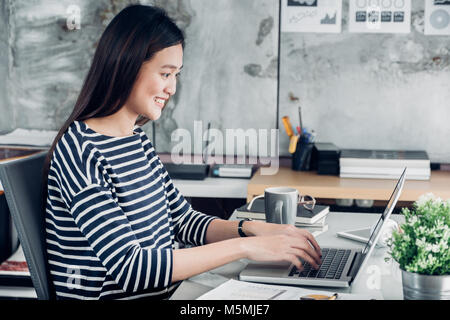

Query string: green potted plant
387 193 450 300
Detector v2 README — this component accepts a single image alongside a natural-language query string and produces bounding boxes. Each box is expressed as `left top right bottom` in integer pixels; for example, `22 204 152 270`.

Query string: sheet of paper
188 272 231 289
348 0 411 34
197 279 377 300
281 0 342 33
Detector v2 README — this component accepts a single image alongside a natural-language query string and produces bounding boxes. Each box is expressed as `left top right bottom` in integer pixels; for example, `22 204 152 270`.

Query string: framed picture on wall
425 0 450 35
281 0 342 33
348 0 411 34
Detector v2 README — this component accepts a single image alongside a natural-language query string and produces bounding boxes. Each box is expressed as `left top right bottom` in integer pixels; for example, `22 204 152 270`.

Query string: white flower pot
402 269 450 300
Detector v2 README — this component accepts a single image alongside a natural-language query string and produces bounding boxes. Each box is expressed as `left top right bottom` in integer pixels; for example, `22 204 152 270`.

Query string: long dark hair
42 4 184 202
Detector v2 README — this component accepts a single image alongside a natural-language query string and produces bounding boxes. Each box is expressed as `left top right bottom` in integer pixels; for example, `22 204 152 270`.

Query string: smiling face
123 43 183 121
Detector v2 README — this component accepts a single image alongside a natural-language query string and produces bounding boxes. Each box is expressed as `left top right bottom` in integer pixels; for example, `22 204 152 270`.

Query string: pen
300 293 339 300
328 293 338 300
202 122 211 164
298 106 303 133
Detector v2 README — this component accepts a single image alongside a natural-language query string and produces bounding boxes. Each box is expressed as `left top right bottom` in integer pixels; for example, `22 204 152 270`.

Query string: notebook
235 198 329 224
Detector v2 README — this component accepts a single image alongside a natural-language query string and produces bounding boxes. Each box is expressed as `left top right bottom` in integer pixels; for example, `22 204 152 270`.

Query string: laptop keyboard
289 248 351 280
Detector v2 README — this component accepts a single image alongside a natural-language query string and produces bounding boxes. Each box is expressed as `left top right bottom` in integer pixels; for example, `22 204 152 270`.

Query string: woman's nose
165 78 176 96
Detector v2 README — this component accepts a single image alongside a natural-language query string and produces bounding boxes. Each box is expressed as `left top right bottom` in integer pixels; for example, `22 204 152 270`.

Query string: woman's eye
162 73 171 78
175 73 181 78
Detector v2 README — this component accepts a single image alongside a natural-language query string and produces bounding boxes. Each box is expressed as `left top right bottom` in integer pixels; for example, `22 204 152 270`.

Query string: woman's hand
240 220 322 270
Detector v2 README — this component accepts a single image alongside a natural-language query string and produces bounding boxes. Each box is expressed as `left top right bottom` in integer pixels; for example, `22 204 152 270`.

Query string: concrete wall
0 0 11 133
153 0 278 156
279 1 450 162
0 0 449 162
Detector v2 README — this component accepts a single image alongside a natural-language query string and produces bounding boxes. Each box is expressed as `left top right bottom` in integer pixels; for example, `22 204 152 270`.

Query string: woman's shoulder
56 121 90 150
53 121 100 164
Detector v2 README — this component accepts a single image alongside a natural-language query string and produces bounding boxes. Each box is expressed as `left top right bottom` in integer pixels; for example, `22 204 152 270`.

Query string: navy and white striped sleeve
159 164 217 246
70 185 173 292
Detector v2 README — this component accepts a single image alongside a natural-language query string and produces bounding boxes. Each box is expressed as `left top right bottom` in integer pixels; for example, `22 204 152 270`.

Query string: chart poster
281 0 342 33
425 0 450 35
348 0 411 34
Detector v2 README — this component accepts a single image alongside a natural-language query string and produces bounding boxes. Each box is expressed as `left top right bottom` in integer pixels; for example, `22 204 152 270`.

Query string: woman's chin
146 109 162 121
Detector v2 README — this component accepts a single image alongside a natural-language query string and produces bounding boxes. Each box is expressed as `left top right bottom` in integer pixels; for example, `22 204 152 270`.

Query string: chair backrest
0 152 54 300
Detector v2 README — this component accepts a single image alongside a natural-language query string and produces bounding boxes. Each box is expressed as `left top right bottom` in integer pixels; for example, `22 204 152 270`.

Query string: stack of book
339 149 431 180
0 245 32 287
211 164 254 178
235 198 330 237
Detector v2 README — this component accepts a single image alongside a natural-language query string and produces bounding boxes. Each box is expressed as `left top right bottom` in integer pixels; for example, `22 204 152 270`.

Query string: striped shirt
45 121 216 300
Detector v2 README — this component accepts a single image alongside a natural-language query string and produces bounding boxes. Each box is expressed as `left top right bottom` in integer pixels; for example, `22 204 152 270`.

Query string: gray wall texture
279 0 450 163
0 0 449 163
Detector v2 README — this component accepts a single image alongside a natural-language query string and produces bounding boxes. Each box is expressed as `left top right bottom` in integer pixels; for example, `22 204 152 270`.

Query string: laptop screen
361 168 406 255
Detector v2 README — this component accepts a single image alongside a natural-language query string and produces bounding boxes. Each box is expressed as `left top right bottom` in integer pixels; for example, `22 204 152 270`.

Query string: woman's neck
84 109 138 137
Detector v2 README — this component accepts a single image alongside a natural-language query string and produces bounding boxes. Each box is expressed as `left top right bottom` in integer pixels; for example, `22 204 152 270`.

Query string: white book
340 172 430 180
340 166 430 176
339 149 430 168
212 164 253 178
340 159 430 168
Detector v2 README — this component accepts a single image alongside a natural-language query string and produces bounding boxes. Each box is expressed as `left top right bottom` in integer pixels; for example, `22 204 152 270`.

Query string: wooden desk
247 167 450 202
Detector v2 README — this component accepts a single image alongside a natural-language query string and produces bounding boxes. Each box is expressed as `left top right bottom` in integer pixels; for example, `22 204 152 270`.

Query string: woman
44 4 322 300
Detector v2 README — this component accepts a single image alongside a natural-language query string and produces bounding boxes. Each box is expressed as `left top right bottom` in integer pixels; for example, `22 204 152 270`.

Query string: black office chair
0 152 55 300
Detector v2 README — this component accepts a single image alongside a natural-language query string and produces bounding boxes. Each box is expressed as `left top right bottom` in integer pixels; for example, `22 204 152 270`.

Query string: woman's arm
171 219 323 283
171 237 246 282
204 219 252 243
171 219 248 282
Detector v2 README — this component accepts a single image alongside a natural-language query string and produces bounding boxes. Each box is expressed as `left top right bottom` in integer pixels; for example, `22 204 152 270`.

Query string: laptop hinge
347 252 364 280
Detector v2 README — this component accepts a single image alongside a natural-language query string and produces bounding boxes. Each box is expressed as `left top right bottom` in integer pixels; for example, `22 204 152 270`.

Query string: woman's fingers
296 229 322 257
285 254 303 270
304 232 322 257
286 226 322 259
244 234 323 270
288 248 320 270
290 237 322 266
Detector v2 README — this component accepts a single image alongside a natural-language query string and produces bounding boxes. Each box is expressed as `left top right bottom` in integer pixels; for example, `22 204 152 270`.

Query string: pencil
298 106 303 134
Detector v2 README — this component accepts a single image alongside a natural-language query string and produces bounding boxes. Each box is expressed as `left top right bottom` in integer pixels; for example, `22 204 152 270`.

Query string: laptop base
239 248 360 288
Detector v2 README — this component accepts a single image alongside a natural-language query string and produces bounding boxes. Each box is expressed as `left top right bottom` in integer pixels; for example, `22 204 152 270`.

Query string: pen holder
292 135 314 171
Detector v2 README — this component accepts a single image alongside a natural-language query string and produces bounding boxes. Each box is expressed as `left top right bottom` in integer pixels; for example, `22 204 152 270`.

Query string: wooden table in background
0 146 45 196
247 167 450 203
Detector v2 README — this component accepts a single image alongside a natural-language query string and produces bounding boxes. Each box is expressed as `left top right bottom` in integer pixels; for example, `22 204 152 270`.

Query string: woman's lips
154 97 167 108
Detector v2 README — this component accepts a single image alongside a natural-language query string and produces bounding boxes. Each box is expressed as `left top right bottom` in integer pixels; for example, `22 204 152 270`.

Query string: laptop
239 168 407 288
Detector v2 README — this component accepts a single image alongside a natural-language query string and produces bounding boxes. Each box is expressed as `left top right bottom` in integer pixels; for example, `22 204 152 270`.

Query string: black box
163 163 209 180
311 143 340 175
